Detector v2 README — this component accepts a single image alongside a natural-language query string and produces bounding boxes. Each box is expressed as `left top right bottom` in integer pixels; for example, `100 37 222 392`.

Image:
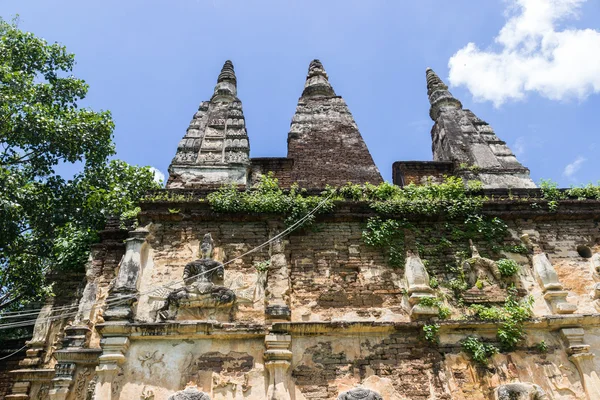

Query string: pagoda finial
212 60 237 101
217 60 236 85
302 59 336 98
426 67 462 120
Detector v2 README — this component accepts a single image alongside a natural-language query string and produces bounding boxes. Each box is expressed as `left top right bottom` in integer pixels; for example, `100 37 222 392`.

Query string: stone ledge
139 197 600 223
96 321 267 339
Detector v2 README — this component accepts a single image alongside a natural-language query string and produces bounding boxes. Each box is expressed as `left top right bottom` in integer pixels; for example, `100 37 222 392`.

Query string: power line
0 345 27 361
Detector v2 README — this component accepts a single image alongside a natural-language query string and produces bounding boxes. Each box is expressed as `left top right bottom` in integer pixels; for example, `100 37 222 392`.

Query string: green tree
0 18 160 311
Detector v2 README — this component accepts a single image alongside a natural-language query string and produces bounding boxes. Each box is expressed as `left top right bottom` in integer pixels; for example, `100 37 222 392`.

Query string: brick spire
286 60 382 188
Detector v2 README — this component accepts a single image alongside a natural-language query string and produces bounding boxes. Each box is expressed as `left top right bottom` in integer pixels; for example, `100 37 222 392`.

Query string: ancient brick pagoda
4 60 600 400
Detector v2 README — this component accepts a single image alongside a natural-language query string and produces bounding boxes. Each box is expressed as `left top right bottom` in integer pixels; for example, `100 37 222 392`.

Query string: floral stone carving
157 233 236 321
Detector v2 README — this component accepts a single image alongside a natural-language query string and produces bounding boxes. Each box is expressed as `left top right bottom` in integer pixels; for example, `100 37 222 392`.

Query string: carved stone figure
157 233 236 321
465 240 503 285
338 387 383 400
168 386 211 400
495 382 548 400
462 240 513 304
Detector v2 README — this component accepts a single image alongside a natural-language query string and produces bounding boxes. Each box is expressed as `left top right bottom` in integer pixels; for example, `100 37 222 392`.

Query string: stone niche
155 233 237 322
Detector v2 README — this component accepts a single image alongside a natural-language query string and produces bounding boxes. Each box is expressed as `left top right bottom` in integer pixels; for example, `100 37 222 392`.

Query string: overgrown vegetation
207 173 335 227
423 324 440 344
418 296 452 319
468 286 534 353
461 336 498 365
360 177 511 267
496 258 520 277
536 340 548 353
540 179 600 212
254 260 270 273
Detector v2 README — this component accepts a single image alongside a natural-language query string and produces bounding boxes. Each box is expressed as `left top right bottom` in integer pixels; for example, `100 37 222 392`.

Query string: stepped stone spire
302 59 336 97
286 60 382 188
212 60 237 100
425 68 535 189
167 60 250 188
426 67 462 120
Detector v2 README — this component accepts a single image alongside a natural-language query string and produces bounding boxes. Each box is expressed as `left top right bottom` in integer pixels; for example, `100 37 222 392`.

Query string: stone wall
249 157 294 187
7 198 600 399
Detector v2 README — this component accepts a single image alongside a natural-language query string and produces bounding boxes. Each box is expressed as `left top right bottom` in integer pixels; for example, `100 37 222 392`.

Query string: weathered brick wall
138 202 600 322
392 161 454 186
287 222 405 321
291 331 449 400
249 157 294 187
287 97 383 189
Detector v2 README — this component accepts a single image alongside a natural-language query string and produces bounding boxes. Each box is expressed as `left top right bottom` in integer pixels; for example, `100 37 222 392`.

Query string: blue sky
3 0 600 187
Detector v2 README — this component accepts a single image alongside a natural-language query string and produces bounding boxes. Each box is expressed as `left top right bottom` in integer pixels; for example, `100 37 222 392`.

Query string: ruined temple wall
105 325 596 400
135 220 271 324
114 337 266 400
131 215 600 324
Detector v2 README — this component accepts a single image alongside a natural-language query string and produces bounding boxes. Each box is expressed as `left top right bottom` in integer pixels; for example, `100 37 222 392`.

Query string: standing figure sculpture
157 233 236 321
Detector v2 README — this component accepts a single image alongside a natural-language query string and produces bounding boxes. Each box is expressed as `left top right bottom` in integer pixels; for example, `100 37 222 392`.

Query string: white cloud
149 167 165 185
448 0 600 106
562 156 586 178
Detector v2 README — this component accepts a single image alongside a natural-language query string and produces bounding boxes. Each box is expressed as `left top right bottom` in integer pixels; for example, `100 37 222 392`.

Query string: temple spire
167 60 250 188
212 60 237 101
286 60 382 188
426 67 462 120
302 59 336 98
424 67 535 189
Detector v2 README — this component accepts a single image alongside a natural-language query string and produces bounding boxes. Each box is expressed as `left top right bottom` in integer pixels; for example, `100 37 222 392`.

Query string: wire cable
0 345 27 361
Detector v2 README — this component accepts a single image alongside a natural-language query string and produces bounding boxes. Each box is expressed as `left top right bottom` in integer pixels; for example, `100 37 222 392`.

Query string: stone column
265 224 291 321
48 363 75 400
532 253 576 314
94 337 129 399
103 228 148 321
265 334 292 400
560 328 600 400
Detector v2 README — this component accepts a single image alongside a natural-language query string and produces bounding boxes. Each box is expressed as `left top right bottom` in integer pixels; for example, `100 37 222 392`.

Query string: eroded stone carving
168 385 211 400
140 386 155 400
157 233 236 321
495 383 548 400
462 240 513 304
138 350 165 374
404 251 438 319
338 387 383 400
532 252 576 314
